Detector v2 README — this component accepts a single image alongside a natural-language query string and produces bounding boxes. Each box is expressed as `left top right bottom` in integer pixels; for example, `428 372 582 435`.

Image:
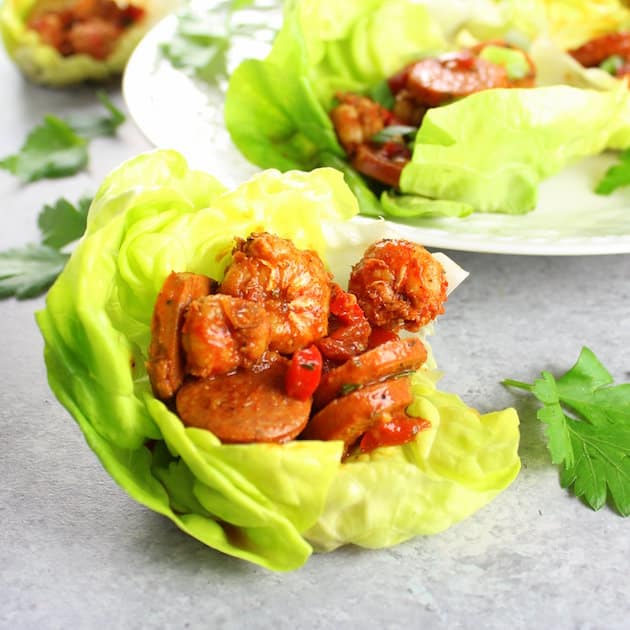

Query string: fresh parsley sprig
504 347 630 516
0 91 125 182
0 196 91 299
161 0 277 84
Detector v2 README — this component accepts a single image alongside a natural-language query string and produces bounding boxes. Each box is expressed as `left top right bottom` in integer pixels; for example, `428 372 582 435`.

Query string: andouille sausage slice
568 32 630 68
302 376 414 450
313 337 426 409
406 51 509 107
175 359 311 443
147 272 212 400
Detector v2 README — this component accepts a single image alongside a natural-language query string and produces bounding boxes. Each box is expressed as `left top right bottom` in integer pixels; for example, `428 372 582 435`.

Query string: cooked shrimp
329 93 392 155
348 239 447 332
219 233 332 355
181 294 271 378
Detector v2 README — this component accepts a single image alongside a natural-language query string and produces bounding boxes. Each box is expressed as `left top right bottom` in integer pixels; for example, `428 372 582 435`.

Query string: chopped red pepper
359 415 431 453
285 345 323 401
329 284 366 325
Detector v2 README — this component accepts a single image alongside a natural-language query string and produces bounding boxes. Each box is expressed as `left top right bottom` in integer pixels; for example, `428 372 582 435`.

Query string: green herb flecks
370 125 417 144
504 347 630 516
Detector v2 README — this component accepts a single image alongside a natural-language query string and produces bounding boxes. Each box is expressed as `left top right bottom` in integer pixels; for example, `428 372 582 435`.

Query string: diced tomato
359 415 431 453
367 327 399 349
285 345 323 401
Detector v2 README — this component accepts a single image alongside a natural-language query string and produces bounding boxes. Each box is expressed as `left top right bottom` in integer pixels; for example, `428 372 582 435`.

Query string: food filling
329 40 535 188
568 31 630 77
147 233 448 458
27 0 145 59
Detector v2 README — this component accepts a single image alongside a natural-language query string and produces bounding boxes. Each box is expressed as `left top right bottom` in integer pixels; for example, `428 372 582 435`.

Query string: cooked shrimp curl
329 92 393 155
219 233 332 355
348 239 447 332
181 294 271 378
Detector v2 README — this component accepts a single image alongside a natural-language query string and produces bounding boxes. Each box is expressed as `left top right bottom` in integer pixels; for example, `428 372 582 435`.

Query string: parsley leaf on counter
504 347 630 516
0 245 69 299
0 196 91 300
595 148 630 195
64 91 126 139
0 116 88 182
0 91 125 182
38 196 91 249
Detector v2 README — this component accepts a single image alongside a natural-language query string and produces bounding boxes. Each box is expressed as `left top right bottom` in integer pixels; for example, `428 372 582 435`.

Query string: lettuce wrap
0 0 175 85
224 0 630 217
36 149 520 571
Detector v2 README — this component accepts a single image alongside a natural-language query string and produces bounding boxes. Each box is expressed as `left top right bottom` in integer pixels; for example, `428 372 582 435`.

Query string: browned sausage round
301 376 414 451
469 40 536 87
406 51 509 107
175 359 311 443
313 337 426 409
350 143 410 189
568 32 630 68
147 272 212 400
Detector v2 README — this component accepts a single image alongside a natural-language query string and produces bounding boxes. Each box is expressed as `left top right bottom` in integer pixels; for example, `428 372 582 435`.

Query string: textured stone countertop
1 44 629 630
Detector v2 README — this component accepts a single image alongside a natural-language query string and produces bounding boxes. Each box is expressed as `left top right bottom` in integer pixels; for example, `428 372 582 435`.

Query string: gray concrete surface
1 46 629 630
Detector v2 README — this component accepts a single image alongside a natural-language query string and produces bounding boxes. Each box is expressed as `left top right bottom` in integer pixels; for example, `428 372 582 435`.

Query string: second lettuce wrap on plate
224 0 630 218
36 149 520 571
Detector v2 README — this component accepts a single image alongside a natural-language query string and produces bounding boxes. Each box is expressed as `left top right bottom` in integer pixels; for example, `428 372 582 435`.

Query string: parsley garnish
370 125 417 144
65 91 126 139
0 116 88 182
0 245 70 299
0 91 125 182
161 0 277 84
38 196 91 249
504 347 630 516
0 196 90 299
595 148 630 195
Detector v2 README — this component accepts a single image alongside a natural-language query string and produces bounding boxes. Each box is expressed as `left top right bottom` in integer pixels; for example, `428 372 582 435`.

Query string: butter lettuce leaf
225 0 630 217
37 150 520 571
401 84 630 213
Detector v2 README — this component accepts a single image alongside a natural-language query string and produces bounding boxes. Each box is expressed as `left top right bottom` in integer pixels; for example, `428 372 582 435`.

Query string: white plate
123 11 630 256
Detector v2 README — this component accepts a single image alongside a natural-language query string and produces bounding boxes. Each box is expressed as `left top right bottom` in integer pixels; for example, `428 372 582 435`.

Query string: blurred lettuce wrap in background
225 0 630 217
0 0 175 85
36 150 520 571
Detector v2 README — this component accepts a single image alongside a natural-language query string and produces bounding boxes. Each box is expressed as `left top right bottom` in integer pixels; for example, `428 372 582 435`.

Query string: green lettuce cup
36 149 520 571
225 0 630 217
0 0 175 85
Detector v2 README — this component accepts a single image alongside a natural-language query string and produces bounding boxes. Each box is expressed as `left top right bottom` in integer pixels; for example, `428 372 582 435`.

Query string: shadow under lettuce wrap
36 149 520 571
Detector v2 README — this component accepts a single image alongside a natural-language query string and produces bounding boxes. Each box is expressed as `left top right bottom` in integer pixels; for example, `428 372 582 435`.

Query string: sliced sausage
568 32 630 68
313 337 426 409
175 359 311 443
302 376 414 451
350 143 410 188
406 51 509 107
147 272 212 400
